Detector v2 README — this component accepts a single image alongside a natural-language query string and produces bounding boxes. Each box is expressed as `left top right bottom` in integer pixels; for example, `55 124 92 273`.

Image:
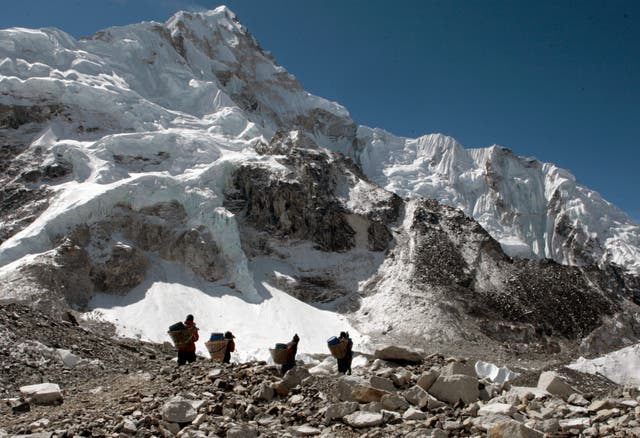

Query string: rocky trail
2 303 640 437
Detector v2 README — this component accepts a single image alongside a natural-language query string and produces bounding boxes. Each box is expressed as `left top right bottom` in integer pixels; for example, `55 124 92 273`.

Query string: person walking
337 331 353 375
223 331 235 364
282 334 299 375
177 314 199 365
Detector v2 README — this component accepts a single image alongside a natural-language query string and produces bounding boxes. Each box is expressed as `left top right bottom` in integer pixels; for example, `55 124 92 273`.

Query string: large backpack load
167 322 196 348
205 337 229 362
269 342 288 365
327 336 348 359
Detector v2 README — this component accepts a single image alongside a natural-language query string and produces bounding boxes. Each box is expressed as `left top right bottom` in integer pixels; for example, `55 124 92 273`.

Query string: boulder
478 403 517 417
440 361 477 378
290 425 321 436
374 346 423 363
19 383 63 405
352 386 388 403
381 393 410 411
57 349 81 369
488 420 543 438
567 393 589 406
587 399 617 412
429 374 479 405
227 425 258 438
360 401 383 413
255 382 274 401
121 420 137 434
161 396 199 423
391 369 413 387
283 366 311 388
559 417 590 431
416 370 439 391
342 411 384 428
335 376 366 401
403 385 431 409
472 414 516 432
403 407 427 420
537 372 575 400
325 402 359 422
370 375 396 392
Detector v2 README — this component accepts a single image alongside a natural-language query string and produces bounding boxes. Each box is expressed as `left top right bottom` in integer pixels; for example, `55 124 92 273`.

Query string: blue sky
2 0 639 221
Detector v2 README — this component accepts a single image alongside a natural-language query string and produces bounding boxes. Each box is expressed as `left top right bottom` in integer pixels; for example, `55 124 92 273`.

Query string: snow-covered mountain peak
1 7 640 362
352 126 640 274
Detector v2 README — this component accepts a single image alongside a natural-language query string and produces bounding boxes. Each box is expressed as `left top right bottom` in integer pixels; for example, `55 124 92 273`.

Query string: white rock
559 417 590 430
227 425 258 438
335 375 365 401
19 383 63 405
473 414 514 432
283 366 311 388
161 396 199 423
370 375 396 392
488 419 544 437
506 386 550 401
342 411 384 428
122 419 137 434
537 372 575 400
440 361 477 378
416 370 439 391
429 374 479 405
192 413 206 426
403 385 430 408
391 369 413 387
290 425 321 436
567 393 590 406
325 401 359 421
381 393 409 411
374 346 423 363
402 407 427 420
478 403 517 417
256 382 274 401
57 349 81 369
289 394 304 405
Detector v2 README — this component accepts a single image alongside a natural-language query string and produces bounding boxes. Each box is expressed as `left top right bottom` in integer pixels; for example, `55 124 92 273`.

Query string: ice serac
353 126 640 275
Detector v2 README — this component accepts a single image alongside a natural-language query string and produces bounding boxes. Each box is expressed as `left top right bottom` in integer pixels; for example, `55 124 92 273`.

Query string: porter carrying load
270 342 288 365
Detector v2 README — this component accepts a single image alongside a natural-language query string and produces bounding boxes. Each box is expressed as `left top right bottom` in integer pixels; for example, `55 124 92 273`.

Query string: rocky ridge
3 302 640 437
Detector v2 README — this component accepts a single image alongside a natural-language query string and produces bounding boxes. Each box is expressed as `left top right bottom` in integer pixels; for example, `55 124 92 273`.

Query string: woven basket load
168 326 196 348
270 348 288 365
328 339 348 359
205 339 229 362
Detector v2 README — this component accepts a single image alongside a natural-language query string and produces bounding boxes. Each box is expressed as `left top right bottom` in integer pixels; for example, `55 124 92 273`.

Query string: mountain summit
1 7 639 361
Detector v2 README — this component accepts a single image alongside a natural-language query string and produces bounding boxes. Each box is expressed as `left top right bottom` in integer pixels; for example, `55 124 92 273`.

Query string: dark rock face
90 243 149 293
1 200 226 312
0 105 71 244
230 145 400 252
478 261 616 338
0 104 63 131
411 203 477 288
233 162 355 252
405 198 629 341
0 185 51 244
271 274 349 304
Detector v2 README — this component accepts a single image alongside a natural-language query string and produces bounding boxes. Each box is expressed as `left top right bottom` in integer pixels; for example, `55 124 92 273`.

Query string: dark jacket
223 339 235 363
286 341 298 363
